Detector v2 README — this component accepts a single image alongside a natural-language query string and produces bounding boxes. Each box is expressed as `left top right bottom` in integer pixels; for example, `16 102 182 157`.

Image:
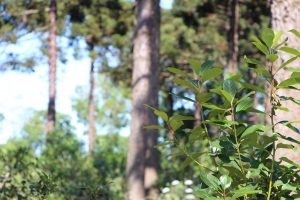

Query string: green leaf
276 132 300 144
280 96 300 105
219 175 232 189
274 180 297 192
273 37 288 49
188 58 201 74
196 93 212 103
252 41 269 55
200 60 215 75
239 81 266 94
144 125 165 130
277 77 300 88
276 143 295 150
289 29 300 39
167 67 187 76
195 189 215 199
276 56 298 73
277 120 300 134
240 124 266 139
210 89 232 103
236 98 254 112
232 186 262 198
170 115 194 121
280 46 300 56
280 157 300 168
244 55 260 65
202 68 223 82
272 31 283 47
236 91 255 104
155 141 171 147
223 79 238 99
169 118 184 131
202 103 226 111
261 28 274 47
170 93 196 103
154 110 168 122
173 78 198 91
268 54 278 62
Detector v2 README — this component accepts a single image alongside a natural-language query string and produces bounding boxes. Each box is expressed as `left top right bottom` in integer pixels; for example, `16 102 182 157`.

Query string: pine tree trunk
226 0 239 74
88 60 95 154
46 0 57 133
126 0 160 199
270 0 300 164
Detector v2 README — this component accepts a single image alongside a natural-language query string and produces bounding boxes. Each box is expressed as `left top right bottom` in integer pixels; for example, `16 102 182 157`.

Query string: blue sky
0 0 173 145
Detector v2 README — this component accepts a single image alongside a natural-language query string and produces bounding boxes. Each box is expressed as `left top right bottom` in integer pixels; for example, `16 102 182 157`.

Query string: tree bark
226 0 239 74
270 0 300 164
88 60 95 154
46 0 57 133
126 0 160 199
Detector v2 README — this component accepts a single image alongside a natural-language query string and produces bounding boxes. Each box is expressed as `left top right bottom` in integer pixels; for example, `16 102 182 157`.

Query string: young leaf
268 54 278 62
261 28 274 48
276 56 298 74
236 98 254 112
272 31 283 47
188 58 201 74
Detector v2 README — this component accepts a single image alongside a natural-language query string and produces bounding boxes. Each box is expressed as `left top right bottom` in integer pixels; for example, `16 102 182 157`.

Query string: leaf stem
267 62 276 200
231 103 245 174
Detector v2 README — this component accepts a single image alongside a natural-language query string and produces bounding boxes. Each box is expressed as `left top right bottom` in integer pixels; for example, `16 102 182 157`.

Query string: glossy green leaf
280 157 300 168
169 118 184 131
236 98 253 112
210 88 232 103
200 60 215 75
196 93 212 103
173 78 198 91
239 81 266 94
202 103 226 111
276 143 295 150
277 120 300 134
240 124 265 139
154 110 169 122
219 175 232 189
223 79 238 99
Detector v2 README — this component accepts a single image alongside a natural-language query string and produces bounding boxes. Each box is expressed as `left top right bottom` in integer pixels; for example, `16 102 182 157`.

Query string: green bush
148 29 300 199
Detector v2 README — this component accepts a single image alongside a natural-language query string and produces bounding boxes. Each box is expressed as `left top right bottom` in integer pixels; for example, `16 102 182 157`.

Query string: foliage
149 29 300 199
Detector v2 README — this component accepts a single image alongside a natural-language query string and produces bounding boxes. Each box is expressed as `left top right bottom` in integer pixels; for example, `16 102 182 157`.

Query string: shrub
148 29 300 199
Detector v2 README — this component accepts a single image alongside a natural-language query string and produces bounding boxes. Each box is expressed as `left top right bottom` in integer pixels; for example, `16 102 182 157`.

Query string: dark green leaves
236 98 253 112
223 79 238 100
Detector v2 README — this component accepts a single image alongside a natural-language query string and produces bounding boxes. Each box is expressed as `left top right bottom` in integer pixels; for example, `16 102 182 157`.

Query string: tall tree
270 0 300 164
126 0 160 199
46 0 57 133
226 0 239 74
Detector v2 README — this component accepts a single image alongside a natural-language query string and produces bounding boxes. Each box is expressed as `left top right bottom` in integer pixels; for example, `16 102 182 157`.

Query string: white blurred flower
171 180 180 186
185 188 193 193
184 179 193 186
185 194 195 199
162 187 170 193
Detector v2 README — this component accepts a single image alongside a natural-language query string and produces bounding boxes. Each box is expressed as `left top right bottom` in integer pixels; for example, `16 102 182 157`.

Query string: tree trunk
194 102 201 127
88 60 95 154
126 0 160 199
270 0 300 164
46 0 57 133
226 0 239 74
